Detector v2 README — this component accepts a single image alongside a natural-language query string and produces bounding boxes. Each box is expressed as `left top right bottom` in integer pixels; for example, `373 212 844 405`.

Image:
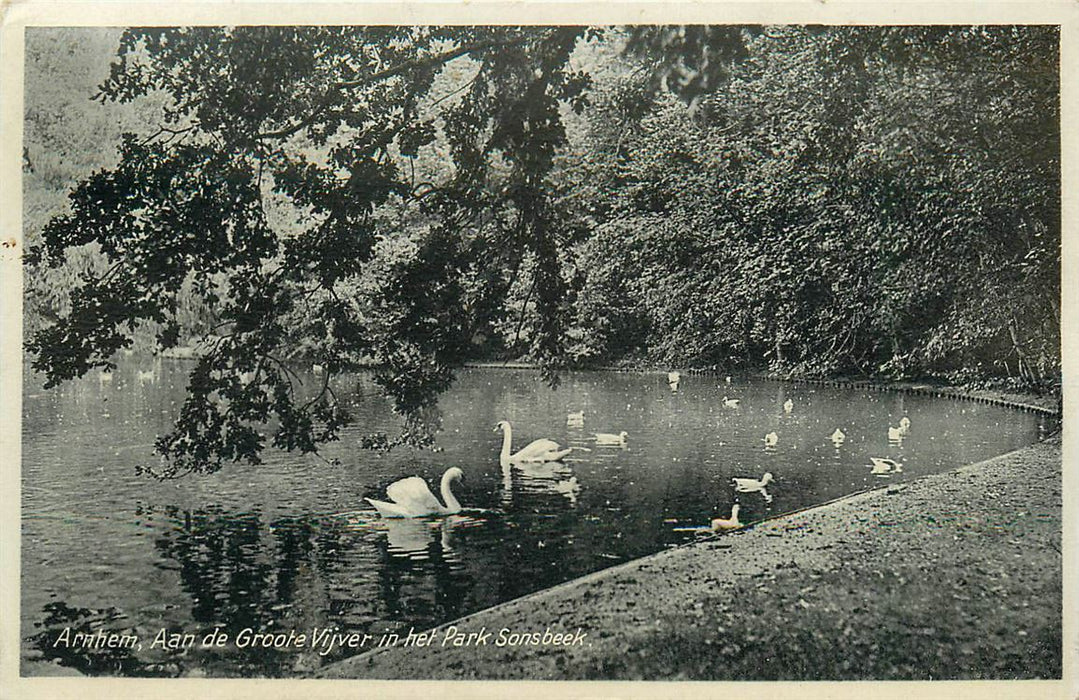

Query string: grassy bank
320 437 1063 682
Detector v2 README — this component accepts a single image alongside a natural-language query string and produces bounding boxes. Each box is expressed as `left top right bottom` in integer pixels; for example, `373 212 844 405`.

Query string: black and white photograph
1 2 1074 698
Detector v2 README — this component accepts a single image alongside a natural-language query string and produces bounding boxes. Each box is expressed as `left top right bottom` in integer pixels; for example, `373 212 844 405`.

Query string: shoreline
320 436 1063 681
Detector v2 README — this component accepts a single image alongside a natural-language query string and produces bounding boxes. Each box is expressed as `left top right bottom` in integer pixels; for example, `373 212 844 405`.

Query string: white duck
722 396 740 408
366 467 464 518
733 472 774 503
711 504 743 531
887 426 904 442
496 421 573 468
595 431 629 446
831 428 846 445
566 410 585 427
554 476 581 505
869 457 903 475
783 398 794 414
764 431 779 448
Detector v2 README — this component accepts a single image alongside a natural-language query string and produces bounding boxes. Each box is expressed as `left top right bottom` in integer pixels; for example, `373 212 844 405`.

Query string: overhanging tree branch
256 36 530 140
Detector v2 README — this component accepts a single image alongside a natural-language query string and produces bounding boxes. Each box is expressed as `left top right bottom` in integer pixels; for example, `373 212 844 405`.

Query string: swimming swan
899 416 912 433
367 467 464 518
595 431 629 446
566 411 585 426
869 457 903 475
733 473 774 502
764 431 779 447
783 399 794 414
711 504 743 531
887 426 904 441
496 421 573 467
733 472 774 493
831 428 846 444
722 396 740 408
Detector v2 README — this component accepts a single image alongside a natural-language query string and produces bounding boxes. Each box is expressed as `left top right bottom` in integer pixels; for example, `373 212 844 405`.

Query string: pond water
21 362 1048 677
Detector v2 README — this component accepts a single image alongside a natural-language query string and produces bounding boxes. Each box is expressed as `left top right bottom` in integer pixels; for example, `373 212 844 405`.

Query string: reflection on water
22 363 1048 676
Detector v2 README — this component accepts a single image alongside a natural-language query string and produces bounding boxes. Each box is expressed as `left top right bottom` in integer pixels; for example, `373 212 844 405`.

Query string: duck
764 431 779 447
495 421 573 468
722 396 740 408
899 416 912 433
367 467 464 518
888 426 904 441
595 431 629 446
831 428 846 444
783 398 794 414
553 476 581 505
868 457 903 475
732 472 774 503
710 504 743 531
566 410 585 427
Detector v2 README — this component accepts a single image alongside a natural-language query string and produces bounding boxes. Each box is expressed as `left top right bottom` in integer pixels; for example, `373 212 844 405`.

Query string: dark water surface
21 362 1047 676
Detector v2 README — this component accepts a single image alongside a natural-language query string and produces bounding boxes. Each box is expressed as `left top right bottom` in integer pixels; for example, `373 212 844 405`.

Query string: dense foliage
561 26 1059 385
25 25 1059 475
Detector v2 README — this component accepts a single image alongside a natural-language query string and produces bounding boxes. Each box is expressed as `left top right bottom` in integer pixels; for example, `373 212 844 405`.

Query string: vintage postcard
1 2 1075 699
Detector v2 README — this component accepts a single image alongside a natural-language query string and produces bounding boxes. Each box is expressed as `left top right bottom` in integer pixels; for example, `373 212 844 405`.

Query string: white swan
733 472 773 492
137 369 155 384
764 431 779 447
566 410 585 427
783 398 794 414
711 504 743 531
831 428 846 444
667 371 681 391
888 426 904 441
496 421 573 468
899 416 912 433
869 457 903 475
722 396 740 408
595 431 628 446
733 473 774 503
366 467 464 518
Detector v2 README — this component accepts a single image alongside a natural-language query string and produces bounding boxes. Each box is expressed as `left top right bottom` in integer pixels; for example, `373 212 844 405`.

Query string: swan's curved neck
440 471 462 513
499 424 513 462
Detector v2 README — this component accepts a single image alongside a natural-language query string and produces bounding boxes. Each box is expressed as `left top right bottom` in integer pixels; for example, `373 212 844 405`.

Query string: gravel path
320 437 1063 681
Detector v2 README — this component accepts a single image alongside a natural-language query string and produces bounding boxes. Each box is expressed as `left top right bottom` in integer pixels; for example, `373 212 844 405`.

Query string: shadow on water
22 365 1049 676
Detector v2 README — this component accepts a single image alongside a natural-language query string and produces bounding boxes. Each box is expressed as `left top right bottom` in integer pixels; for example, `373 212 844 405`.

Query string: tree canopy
25 25 1059 477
